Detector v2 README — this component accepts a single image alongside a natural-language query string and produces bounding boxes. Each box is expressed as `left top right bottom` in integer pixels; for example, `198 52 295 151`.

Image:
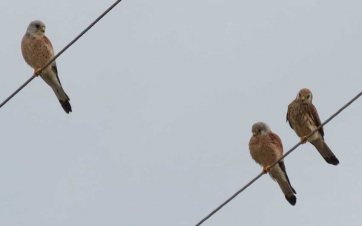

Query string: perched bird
249 122 297 206
21 20 72 113
287 88 339 165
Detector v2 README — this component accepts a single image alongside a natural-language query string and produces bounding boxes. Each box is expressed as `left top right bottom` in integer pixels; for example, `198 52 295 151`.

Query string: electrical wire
0 0 122 109
195 91 362 226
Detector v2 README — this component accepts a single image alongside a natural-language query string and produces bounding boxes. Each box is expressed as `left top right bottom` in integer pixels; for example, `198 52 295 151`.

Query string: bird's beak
301 96 305 101
253 131 257 136
40 26 45 33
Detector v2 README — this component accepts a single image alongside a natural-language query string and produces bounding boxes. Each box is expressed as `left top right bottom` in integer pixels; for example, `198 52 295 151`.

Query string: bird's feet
33 68 42 77
300 136 308 144
262 165 270 174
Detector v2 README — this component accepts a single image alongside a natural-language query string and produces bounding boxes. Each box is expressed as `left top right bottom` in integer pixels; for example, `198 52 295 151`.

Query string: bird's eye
307 95 310 98
35 24 40 29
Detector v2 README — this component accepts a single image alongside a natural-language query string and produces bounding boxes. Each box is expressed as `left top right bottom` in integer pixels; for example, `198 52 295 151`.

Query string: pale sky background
0 0 362 225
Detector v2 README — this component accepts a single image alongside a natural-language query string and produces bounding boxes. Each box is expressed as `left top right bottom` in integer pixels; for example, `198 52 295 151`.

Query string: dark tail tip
325 156 339 165
59 100 72 114
285 195 297 206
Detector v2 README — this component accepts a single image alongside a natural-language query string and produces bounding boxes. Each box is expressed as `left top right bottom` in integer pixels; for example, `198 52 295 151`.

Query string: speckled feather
249 123 297 205
21 21 72 113
286 89 339 165
22 34 54 70
249 132 283 167
287 99 324 138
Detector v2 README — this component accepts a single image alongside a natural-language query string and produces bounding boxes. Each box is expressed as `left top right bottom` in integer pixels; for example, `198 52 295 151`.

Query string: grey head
26 20 46 35
251 122 271 137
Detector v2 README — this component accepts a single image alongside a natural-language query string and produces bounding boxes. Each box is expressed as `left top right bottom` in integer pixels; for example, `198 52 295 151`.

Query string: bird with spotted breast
249 122 297 206
21 20 72 113
287 88 339 165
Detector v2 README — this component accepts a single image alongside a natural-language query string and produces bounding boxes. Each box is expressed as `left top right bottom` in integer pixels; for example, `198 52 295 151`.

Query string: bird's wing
306 103 324 137
269 132 283 152
286 102 295 129
42 35 64 88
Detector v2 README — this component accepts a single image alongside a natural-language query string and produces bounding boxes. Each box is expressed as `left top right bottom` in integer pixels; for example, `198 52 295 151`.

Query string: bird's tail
270 163 297 206
310 140 339 165
59 99 72 114
52 86 72 114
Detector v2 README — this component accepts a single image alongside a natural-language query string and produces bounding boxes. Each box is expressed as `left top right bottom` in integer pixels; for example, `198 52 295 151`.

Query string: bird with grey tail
21 20 72 113
249 122 297 206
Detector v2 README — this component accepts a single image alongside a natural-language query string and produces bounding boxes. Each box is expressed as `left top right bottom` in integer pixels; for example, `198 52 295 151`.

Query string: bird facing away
286 88 339 165
21 20 72 114
249 122 297 206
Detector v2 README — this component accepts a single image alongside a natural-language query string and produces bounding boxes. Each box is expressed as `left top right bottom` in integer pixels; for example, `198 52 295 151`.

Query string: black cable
195 91 362 226
0 0 122 109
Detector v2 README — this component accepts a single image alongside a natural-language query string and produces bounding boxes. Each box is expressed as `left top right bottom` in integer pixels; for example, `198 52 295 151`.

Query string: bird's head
296 88 313 103
26 20 46 35
251 122 270 137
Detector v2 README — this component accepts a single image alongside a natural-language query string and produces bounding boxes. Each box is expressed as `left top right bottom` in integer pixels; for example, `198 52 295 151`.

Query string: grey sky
0 0 361 225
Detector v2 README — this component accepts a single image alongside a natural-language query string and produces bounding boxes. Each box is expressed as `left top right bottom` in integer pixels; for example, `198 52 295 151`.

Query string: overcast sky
0 0 362 225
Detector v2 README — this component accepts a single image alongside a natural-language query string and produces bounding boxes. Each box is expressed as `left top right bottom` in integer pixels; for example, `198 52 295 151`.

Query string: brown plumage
21 20 72 113
287 88 339 165
249 122 297 206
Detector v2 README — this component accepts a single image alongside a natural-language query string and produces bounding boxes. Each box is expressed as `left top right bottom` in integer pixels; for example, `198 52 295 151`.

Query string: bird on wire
249 122 297 206
21 20 72 114
287 88 339 165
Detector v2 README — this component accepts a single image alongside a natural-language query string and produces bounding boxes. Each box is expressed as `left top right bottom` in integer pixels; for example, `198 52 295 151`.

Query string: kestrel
249 122 297 206
21 20 72 113
286 88 339 165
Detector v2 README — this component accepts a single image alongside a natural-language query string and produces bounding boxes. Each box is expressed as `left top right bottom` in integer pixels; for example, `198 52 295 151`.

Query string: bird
21 20 72 113
286 88 339 165
249 122 297 206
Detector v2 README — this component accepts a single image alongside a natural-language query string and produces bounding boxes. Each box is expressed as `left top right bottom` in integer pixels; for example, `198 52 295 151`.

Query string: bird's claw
300 136 308 144
262 165 270 174
33 68 42 77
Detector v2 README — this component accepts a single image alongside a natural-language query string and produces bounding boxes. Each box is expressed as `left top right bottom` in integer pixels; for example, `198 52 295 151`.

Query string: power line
0 0 122 109
195 90 362 226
